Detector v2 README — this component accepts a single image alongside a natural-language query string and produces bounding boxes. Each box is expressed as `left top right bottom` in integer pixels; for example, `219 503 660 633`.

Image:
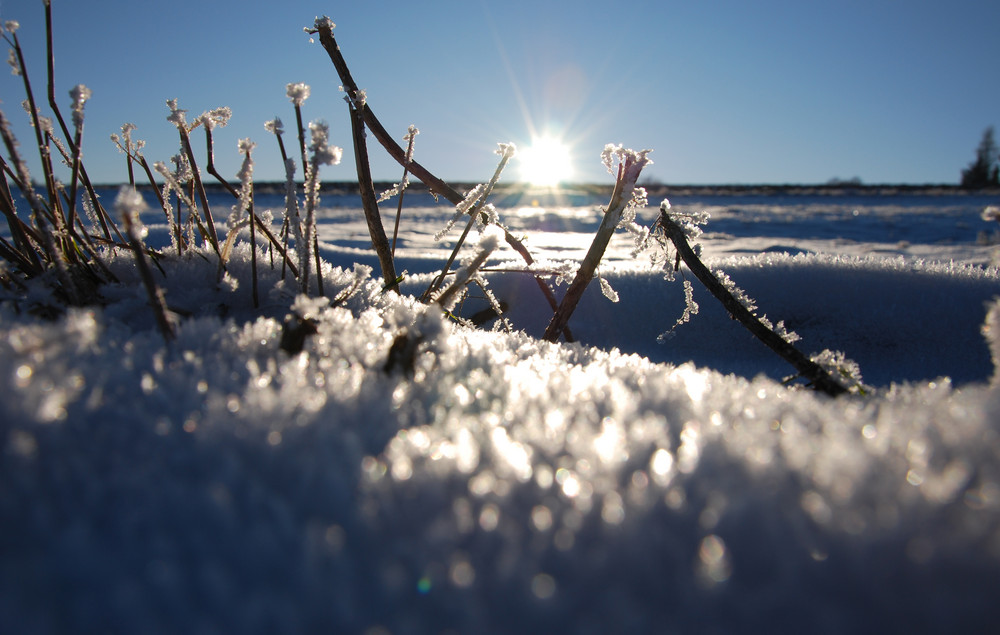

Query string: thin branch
656 208 848 397
349 100 398 292
542 160 636 342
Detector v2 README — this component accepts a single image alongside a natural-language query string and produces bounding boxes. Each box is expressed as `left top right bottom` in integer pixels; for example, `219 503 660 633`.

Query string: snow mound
2 246 1000 633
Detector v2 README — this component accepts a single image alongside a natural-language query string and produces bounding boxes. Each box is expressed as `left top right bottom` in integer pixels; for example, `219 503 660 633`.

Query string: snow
3 190 1000 633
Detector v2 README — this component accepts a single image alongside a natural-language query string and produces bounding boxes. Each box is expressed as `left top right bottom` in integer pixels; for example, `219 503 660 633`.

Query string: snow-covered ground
3 190 1000 633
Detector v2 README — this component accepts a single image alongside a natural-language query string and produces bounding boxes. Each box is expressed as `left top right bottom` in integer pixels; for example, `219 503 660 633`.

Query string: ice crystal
110 123 144 157
658 279 699 341
199 106 232 131
4 20 19 34
238 138 256 155
344 88 367 109
715 269 758 313
264 117 284 135
69 84 91 129
6 48 18 76
434 227 501 311
113 187 147 237
286 83 311 107
598 274 619 303
313 16 336 31
230 139 255 227
810 349 866 393
436 184 486 241
166 99 187 128
404 125 419 161
307 121 343 166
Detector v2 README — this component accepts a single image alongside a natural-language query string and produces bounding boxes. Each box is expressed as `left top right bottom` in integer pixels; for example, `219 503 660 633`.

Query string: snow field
3 231 1000 632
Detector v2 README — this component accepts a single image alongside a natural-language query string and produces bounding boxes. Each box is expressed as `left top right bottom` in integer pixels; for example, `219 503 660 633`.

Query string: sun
518 135 574 186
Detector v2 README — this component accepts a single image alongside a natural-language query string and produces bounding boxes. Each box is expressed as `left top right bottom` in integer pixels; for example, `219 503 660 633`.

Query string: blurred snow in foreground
2 199 1000 633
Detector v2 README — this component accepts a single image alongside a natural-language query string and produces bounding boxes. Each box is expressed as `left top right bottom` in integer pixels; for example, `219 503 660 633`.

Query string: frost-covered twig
166 99 221 257
286 83 326 296
347 93 398 293
655 203 849 397
542 146 651 342
433 226 502 312
385 125 418 257
116 187 174 342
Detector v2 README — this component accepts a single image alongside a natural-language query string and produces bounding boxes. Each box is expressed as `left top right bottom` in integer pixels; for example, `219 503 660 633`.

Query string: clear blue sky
2 0 998 186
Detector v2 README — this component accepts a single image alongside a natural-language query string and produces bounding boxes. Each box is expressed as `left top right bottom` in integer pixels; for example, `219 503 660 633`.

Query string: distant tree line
962 126 1000 188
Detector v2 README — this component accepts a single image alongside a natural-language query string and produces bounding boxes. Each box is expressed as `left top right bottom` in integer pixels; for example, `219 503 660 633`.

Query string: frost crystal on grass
344 88 367 109
378 176 409 203
313 16 336 31
437 184 486 240
264 117 284 135
658 279 699 341
111 123 145 156
434 227 502 312
6 49 18 76
773 320 801 344
404 125 419 161
810 349 866 393
113 187 147 236
286 83 311 107
199 107 232 131
307 121 343 166
598 274 620 303
68 84 91 129
715 269 758 313
230 139 255 227
166 99 187 128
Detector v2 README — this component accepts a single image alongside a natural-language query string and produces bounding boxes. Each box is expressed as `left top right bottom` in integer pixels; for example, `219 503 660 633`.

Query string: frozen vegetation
4 11 1000 634
3 190 1000 633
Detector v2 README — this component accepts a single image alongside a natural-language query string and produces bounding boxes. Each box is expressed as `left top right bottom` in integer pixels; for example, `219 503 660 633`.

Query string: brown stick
656 209 848 397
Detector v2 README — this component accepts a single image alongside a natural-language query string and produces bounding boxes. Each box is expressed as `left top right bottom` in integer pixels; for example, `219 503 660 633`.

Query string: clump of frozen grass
68 84 91 130
1 4 868 401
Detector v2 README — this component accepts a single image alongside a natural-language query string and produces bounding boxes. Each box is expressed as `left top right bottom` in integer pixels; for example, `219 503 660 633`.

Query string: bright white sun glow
518 136 573 186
